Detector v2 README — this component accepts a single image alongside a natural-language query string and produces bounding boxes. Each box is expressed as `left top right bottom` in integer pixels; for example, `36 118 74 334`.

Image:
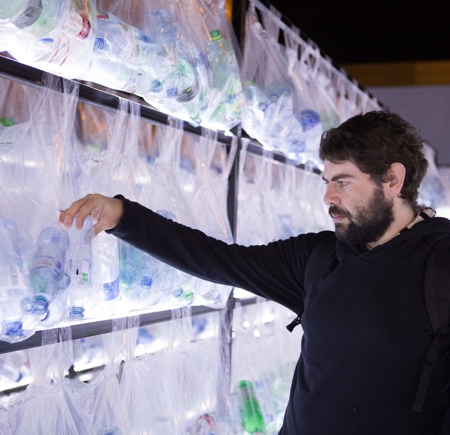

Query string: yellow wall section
342 60 450 87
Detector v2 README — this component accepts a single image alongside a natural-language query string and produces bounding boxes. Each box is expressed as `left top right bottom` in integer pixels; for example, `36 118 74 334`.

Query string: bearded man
61 111 450 434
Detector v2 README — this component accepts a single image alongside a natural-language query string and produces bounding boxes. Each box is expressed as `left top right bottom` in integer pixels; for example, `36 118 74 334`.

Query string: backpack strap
287 233 335 332
413 236 450 412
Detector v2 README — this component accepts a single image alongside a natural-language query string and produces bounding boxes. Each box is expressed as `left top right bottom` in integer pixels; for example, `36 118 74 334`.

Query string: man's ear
385 162 406 197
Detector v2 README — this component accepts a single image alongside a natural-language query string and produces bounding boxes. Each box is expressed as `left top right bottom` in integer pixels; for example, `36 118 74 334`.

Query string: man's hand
59 194 123 235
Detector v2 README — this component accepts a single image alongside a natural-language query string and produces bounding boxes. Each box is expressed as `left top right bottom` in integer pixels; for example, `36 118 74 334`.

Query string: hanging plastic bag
6 0 96 80
180 129 236 307
197 0 245 131
141 0 211 126
0 74 79 330
230 302 270 435
236 142 281 246
241 3 306 156
8 328 92 434
135 118 198 309
83 318 131 434
70 99 138 320
120 315 185 434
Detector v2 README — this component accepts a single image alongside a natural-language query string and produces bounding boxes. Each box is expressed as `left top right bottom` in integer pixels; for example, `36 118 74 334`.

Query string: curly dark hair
319 110 428 208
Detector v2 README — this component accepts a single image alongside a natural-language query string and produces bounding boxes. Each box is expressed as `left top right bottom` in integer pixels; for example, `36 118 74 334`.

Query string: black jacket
109 195 450 434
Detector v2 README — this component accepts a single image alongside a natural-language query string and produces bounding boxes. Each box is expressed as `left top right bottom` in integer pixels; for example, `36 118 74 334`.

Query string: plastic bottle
28 225 70 320
0 218 29 338
187 413 215 434
0 0 42 29
207 29 244 127
238 380 265 434
68 217 93 318
146 9 177 61
81 11 162 95
7 0 94 79
94 234 120 302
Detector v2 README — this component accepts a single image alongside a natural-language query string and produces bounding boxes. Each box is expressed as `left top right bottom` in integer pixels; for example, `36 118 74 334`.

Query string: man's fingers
60 194 98 229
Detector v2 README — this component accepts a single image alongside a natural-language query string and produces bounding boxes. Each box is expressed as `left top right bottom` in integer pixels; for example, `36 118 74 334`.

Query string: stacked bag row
0 73 235 343
0 0 381 165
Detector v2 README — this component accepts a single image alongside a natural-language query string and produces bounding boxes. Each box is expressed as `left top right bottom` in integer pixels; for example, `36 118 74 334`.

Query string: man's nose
324 185 339 206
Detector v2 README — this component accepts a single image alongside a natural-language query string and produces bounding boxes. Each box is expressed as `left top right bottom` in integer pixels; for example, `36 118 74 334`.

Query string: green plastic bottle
238 380 265 434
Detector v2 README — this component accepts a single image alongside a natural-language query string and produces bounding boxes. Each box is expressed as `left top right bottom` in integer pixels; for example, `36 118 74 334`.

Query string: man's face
323 160 395 244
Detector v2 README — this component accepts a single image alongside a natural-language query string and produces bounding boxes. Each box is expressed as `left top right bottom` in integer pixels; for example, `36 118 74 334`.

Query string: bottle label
0 266 26 299
31 258 63 274
76 15 91 40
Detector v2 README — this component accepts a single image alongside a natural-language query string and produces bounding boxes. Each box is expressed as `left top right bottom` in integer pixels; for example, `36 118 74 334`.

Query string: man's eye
338 181 349 187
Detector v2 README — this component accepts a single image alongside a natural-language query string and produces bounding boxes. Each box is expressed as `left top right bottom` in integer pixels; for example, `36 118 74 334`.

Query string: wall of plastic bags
0 0 382 166
0 300 304 434
0 73 238 343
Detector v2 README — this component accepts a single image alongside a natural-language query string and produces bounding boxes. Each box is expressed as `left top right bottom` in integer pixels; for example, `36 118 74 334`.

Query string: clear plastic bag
141 0 212 126
83 319 131 434
70 101 124 320
180 129 236 308
120 315 186 434
6 0 96 80
197 0 245 131
0 74 80 333
236 142 280 246
136 118 198 310
241 3 306 155
8 328 92 434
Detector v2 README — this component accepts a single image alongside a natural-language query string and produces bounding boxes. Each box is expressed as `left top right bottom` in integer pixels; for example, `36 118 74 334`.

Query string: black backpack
287 235 450 414
414 236 450 413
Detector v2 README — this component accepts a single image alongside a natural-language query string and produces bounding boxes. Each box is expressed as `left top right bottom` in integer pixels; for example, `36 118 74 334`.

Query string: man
60 111 450 434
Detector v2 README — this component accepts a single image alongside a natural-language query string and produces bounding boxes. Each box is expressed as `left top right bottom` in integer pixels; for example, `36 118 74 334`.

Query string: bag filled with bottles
139 0 212 126
197 0 245 131
4 0 97 80
241 2 311 156
0 74 81 336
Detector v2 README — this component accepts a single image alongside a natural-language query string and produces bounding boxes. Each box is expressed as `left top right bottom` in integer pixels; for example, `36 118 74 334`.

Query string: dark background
258 1 450 64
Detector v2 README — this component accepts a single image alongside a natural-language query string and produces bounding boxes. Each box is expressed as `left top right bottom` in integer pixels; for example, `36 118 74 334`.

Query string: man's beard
330 186 395 245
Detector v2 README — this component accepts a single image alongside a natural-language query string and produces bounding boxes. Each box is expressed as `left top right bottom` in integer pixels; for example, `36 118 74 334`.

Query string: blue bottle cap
140 276 154 288
166 87 179 97
94 37 106 51
69 306 85 319
299 109 320 131
31 295 49 316
102 277 119 300
4 321 24 337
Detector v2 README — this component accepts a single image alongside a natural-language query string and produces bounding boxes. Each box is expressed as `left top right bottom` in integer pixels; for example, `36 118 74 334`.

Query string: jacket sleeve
108 195 317 314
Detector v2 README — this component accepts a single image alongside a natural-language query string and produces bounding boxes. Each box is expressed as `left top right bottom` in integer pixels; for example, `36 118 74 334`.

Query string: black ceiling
265 1 450 65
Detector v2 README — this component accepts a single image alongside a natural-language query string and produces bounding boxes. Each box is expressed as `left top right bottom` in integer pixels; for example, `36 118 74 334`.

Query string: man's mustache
329 205 351 219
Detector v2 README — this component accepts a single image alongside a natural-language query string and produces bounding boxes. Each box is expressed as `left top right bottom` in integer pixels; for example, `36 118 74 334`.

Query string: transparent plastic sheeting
0 0 245 133
0 301 298 434
0 75 235 343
